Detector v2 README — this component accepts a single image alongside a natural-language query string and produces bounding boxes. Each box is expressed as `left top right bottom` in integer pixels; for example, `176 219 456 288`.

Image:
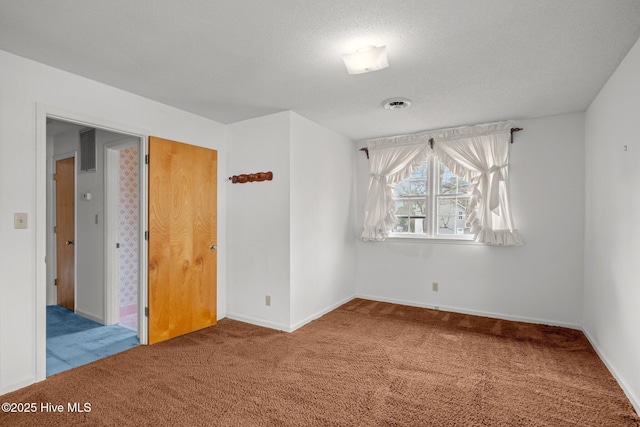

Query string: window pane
439 164 471 195
440 165 456 194
393 181 411 197
409 179 427 196
437 196 472 235
394 216 426 234
394 162 428 197
392 161 428 234
455 197 472 235
458 176 470 194
396 200 426 216
410 162 427 179
412 217 425 234
395 216 410 233
454 216 472 235
457 197 470 211
437 198 456 234
395 200 412 216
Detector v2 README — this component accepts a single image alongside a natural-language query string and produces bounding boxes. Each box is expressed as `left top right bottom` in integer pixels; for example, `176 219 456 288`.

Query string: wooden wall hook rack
229 171 273 184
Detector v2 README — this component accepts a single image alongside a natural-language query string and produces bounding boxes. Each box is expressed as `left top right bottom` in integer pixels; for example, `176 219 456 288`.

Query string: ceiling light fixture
342 45 389 75
382 97 411 110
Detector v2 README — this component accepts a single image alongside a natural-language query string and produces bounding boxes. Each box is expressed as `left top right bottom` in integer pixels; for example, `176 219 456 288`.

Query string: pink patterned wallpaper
118 147 139 308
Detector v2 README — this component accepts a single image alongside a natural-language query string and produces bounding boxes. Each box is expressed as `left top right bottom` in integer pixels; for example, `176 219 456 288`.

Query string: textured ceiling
2 0 640 141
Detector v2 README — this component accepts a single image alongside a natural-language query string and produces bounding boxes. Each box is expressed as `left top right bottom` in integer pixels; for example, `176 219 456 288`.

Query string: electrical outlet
432 282 439 292
265 295 271 306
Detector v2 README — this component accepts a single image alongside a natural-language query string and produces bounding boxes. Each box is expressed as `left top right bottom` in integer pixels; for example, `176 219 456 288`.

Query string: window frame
389 156 474 241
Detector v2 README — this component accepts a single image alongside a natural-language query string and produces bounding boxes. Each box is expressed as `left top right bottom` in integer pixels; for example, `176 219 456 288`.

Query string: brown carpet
1 298 638 426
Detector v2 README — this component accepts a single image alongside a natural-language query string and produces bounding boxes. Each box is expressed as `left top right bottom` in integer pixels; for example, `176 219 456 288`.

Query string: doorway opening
44 117 145 376
105 141 140 332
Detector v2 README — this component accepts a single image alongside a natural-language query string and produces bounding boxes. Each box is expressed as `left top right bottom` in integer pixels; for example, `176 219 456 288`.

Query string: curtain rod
358 127 523 158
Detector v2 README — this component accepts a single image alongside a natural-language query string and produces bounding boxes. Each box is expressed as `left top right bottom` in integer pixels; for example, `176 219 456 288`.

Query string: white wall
0 49 229 395
355 113 585 327
290 112 356 329
227 112 292 329
227 111 357 331
584 37 640 412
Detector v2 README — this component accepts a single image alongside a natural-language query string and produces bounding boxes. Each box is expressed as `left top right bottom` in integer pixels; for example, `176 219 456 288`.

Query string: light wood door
55 157 75 311
148 137 217 344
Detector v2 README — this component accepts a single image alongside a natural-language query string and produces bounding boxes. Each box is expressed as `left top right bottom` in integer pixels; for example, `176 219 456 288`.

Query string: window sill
385 235 481 245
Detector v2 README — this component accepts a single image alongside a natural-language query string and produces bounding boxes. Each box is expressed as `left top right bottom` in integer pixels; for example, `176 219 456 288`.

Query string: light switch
14 213 28 229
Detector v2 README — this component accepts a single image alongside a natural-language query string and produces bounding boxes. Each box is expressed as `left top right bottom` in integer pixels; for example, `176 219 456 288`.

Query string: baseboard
355 293 582 330
583 328 640 416
0 375 37 396
289 295 355 332
224 312 290 332
75 309 104 325
227 294 581 333
226 296 356 333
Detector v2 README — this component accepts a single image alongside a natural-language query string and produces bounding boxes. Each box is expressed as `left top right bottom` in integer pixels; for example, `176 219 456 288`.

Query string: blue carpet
47 305 140 377
47 305 102 338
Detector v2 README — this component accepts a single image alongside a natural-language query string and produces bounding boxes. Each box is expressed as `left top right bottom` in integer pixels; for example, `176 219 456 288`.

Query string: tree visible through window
392 157 472 239
393 162 427 233
437 163 471 236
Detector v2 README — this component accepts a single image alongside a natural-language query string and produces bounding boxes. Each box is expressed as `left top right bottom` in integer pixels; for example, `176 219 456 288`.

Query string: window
391 156 472 239
360 122 520 245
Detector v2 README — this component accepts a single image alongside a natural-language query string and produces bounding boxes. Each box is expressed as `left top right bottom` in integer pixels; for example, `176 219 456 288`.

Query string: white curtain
360 134 428 241
432 122 522 246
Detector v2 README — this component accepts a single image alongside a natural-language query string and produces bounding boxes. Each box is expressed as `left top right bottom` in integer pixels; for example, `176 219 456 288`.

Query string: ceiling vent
79 128 97 173
382 97 411 110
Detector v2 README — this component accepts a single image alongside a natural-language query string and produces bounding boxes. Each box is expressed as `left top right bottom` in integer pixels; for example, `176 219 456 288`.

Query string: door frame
51 152 78 309
36 104 150 382
104 138 141 335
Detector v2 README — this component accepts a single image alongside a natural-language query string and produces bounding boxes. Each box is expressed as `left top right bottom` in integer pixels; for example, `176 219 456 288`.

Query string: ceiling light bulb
342 45 389 75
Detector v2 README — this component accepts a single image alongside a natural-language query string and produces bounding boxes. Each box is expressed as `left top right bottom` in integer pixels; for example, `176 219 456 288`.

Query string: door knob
209 244 217 251
66 240 75 245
